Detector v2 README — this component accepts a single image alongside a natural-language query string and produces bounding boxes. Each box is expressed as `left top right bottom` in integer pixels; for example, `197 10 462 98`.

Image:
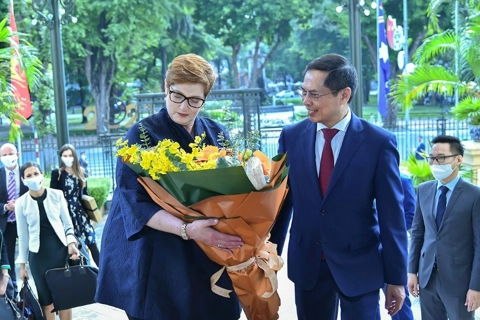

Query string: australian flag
377 0 390 119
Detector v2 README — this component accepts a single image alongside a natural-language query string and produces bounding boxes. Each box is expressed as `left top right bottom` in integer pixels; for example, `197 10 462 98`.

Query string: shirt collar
5 166 19 176
436 174 460 191
316 108 351 132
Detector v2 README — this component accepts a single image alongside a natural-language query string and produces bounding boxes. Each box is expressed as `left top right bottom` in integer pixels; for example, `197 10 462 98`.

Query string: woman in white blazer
15 162 79 320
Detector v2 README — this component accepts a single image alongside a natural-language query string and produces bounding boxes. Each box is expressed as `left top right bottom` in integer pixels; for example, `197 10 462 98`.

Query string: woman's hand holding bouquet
116 129 289 320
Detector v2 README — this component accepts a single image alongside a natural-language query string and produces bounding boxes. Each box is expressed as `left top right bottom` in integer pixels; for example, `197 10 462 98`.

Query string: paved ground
19 214 475 319
75 218 421 320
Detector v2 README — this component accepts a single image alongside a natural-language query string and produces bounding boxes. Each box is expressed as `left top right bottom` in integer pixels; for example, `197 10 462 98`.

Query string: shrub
87 177 111 208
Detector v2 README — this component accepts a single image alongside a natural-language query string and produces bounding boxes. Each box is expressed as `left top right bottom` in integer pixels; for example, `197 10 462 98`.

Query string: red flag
10 0 33 123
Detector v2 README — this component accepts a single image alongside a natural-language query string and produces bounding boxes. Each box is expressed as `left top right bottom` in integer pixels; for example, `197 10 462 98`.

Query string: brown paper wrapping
137 156 289 320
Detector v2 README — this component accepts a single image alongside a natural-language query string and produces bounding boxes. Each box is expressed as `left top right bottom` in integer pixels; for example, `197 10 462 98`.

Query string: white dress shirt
315 109 352 175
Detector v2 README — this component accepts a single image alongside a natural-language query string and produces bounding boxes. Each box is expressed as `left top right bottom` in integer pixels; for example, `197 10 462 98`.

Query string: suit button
316 241 322 245
436 237 440 240
321 210 326 215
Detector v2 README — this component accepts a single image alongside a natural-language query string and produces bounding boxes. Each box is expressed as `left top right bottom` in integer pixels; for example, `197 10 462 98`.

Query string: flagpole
377 0 390 124
403 0 411 155
454 0 459 136
16 135 22 165
377 1 381 124
349 0 363 118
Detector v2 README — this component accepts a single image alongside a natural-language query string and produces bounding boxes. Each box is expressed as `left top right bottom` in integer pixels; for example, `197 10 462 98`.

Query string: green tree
58 0 180 134
391 0 480 116
194 0 312 88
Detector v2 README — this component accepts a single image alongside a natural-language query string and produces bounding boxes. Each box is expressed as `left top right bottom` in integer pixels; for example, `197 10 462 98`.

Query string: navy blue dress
95 108 241 320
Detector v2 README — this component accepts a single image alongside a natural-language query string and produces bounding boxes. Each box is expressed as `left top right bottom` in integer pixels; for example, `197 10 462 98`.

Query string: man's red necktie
319 128 339 196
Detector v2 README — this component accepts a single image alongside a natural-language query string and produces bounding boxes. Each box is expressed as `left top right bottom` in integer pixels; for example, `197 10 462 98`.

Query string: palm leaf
451 96 480 124
391 66 464 109
402 154 434 188
427 0 451 32
413 30 456 64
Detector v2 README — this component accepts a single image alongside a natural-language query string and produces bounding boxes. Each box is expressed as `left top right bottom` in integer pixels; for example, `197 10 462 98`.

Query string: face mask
430 160 457 181
23 176 44 191
61 157 74 167
1 155 18 168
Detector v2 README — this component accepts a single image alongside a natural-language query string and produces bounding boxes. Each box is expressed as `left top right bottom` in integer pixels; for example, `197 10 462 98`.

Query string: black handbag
0 295 23 320
17 278 44 320
44 255 98 312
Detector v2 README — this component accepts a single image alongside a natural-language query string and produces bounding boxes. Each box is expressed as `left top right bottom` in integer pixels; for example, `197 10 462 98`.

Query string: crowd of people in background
0 52 479 320
0 142 98 319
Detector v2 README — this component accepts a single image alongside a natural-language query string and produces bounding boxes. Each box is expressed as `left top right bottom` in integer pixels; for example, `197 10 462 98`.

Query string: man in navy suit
270 54 408 320
0 143 28 298
377 174 416 320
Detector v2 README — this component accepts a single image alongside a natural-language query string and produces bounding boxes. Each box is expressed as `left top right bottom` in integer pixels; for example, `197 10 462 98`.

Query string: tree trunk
363 34 377 75
410 30 428 61
250 36 282 89
83 11 116 135
84 44 116 135
384 97 398 128
231 44 241 88
161 47 167 90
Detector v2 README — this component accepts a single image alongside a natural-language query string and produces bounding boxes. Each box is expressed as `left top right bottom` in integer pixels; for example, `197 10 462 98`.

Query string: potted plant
450 94 480 142
401 153 434 189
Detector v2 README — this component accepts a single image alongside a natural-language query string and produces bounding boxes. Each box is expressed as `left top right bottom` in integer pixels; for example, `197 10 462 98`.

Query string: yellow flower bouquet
116 130 289 320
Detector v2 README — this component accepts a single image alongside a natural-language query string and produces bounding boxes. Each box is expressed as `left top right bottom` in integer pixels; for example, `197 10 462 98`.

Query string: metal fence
0 99 472 189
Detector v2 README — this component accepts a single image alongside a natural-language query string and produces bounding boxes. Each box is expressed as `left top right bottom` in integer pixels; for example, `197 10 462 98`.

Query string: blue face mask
23 176 44 191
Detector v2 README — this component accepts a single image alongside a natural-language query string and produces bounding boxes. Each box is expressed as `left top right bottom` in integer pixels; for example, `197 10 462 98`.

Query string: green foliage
451 95 480 125
201 102 242 130
194 0 313 88
87 177 112 209
401 153 434 188
138 122 152 149
0 17 43 142
32 70 56 137
392 0 480 114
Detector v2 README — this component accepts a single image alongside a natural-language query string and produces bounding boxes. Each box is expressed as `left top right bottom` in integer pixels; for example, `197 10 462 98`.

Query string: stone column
462 141 480 186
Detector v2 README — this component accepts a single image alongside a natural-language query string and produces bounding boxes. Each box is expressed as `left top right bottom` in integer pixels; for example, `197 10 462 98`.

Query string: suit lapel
424 182 438 228
439 178 463 231
325 114 364 197
302 121 322 197
0 168 6 199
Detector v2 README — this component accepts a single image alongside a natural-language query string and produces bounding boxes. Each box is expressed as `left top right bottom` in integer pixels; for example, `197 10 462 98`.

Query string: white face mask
1 155 18 168
430 160 457 181
61 157 74 167
23 176 44 191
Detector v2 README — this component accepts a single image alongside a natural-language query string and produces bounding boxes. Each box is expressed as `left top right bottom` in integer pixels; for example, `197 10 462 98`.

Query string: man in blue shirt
415 135 426 160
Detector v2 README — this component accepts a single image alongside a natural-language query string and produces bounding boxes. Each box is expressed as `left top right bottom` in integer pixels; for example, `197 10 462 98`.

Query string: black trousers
4 222 18 297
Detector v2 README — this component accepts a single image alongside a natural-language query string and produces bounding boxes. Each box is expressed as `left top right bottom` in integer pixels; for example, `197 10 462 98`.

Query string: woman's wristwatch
180 222 190 240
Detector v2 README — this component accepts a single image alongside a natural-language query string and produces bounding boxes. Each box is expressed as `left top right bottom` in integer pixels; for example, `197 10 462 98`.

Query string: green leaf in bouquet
158 166 256 206
124 162 148 176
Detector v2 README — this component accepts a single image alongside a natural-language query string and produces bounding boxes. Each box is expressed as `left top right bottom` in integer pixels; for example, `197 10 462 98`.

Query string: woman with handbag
0 229 17 320
0 228 14 299
50 144 100 267
15 162 80 320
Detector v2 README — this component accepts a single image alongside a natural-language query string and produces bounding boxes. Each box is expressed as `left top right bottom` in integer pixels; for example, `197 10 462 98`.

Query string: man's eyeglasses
168 88 205 109
425 154 458 164
298 90 338 101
